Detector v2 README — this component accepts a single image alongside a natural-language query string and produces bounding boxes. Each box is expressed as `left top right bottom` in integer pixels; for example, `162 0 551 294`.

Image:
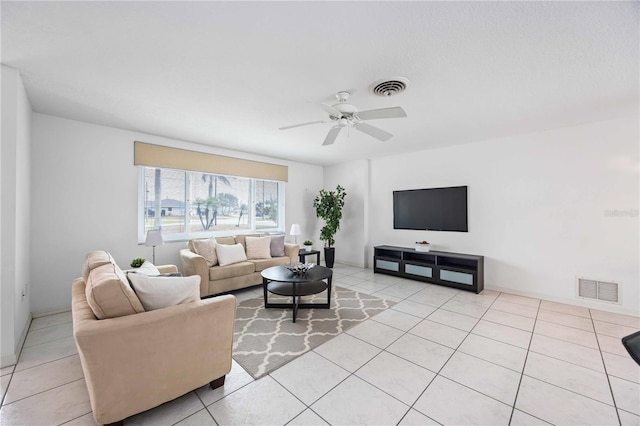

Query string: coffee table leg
292 282 297 323
327 275 332 307
263 277 268 306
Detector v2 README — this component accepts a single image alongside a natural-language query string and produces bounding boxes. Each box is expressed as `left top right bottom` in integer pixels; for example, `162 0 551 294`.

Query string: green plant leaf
312 185 346 248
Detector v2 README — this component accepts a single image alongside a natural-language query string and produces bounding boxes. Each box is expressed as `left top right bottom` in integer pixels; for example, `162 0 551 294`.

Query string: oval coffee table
261 265 333 322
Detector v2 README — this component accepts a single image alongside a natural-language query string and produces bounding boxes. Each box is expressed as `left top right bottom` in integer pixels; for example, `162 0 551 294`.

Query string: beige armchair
72 263 236 425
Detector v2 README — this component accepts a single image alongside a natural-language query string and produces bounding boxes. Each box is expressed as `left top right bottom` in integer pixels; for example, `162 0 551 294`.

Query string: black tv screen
393 186 468 232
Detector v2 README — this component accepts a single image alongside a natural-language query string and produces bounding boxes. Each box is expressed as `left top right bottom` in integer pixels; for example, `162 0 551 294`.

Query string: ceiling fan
279 91 407 146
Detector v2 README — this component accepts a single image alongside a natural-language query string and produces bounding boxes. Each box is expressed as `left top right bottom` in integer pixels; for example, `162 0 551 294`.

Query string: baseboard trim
1 313 32 368
1 354 17 368
31 306 71 319
334 260 366 269
485 285 640 318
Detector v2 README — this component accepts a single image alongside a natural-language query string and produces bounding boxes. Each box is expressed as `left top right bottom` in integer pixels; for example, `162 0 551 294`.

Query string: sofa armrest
72 279 236 424
284 243 300 263
180 249 209 297
156 264 178 274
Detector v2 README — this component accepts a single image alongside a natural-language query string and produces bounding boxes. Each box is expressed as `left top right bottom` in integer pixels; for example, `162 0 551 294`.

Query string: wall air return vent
369 77 410 97
577 278 620 304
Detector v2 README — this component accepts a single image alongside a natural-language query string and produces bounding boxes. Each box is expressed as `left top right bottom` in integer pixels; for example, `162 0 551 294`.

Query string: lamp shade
145 229 164 247
289 224 301 236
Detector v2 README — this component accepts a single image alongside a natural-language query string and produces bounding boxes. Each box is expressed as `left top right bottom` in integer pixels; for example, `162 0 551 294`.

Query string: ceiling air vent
577 278 620 304
369 77 410 97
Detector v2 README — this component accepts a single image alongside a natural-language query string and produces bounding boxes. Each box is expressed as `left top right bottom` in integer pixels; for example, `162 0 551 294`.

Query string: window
255 180 280 230
140 167 284 242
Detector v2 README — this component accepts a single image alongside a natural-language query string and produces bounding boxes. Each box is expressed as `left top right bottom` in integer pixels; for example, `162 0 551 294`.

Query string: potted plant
303 240 313 251
130 257 146 268
313 185 346 268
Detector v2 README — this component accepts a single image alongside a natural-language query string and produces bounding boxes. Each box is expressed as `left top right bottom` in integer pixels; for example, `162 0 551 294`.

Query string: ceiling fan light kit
280 86 408 146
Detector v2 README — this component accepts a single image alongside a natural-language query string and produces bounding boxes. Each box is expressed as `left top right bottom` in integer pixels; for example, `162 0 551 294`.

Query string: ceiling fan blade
320 103 341 117
322 126 342 146
278 120 325 130
354 122 393 142
357 106 407 121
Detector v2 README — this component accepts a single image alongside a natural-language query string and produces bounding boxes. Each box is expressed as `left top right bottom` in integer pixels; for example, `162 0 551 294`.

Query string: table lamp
289 224 301 246
145 229 164 264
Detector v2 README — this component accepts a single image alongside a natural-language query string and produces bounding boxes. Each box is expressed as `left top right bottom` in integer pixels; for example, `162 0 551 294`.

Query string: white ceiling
2 1 638 166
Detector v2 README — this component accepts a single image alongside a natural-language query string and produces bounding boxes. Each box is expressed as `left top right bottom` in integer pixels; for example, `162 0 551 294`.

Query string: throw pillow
246 236 272 260
127 274 200 311
216 243 248 266
215 236 236 246
192 238 218 267
135 260 161 276
270 234 286 257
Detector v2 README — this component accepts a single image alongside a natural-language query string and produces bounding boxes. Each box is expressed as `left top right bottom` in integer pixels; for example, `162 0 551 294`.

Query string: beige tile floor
1 263 639 425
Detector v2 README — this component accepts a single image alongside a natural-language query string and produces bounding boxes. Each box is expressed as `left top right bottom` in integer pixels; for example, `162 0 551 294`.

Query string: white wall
30 114 323 315
368 116 639 314
323 159 369 267
284 165 324 250
1 66 32 366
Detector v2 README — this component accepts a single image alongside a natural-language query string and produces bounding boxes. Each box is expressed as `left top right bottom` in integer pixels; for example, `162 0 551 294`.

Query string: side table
298 249 320 265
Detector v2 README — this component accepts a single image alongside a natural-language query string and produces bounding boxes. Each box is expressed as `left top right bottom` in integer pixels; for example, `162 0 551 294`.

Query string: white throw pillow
192 238 218 267
135 260 161 276
216 243 248 266
127 274 200 311
246 236 272 260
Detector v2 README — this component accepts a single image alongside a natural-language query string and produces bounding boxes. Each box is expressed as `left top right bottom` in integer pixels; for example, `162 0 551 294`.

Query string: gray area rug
233 286 394 379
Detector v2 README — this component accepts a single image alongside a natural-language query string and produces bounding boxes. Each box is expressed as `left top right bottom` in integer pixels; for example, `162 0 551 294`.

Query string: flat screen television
393 186 468 232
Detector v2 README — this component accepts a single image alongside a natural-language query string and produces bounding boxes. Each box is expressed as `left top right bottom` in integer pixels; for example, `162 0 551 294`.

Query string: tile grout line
391 290 473 422
507 299 541 425
191 389 219 426
3 377 86 408
58 410 93 425
590 307 623 426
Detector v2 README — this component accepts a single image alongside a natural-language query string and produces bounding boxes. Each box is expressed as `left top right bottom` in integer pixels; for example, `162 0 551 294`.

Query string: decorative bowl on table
415 241 431 252
283 262 315 275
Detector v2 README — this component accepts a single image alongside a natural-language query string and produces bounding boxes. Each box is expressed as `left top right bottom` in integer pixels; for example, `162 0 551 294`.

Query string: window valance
134 141 288 182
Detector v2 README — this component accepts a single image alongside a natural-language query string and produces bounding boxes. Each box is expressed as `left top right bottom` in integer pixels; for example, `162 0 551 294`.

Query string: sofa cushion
191 238 218 267
82 251 115 283
216 243 248 266
209 261 256 281
270 234 286 257
127 274 200 311
215 236 236 246
85 263 145 319
246 236 272 260
249 257 291 272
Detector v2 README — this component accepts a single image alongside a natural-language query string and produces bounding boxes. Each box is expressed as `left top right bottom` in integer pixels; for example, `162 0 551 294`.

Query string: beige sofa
72 251 236 425
180 234 300 297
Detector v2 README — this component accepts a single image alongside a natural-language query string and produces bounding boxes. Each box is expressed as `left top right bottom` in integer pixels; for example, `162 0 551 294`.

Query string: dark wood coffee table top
261 265 332 283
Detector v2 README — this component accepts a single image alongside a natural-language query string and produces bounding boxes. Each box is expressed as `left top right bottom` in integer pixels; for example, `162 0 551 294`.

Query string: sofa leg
104 421 124 426
210 375 226 390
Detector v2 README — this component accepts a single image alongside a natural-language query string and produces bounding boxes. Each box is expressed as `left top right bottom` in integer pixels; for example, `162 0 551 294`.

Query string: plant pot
303 245 313 252
324 247 335 268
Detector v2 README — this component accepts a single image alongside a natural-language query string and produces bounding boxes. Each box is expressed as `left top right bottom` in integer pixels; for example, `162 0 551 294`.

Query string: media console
374 245 484 294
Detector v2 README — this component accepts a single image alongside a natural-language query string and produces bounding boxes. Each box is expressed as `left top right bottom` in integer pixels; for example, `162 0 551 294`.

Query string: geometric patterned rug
232 286 395 379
